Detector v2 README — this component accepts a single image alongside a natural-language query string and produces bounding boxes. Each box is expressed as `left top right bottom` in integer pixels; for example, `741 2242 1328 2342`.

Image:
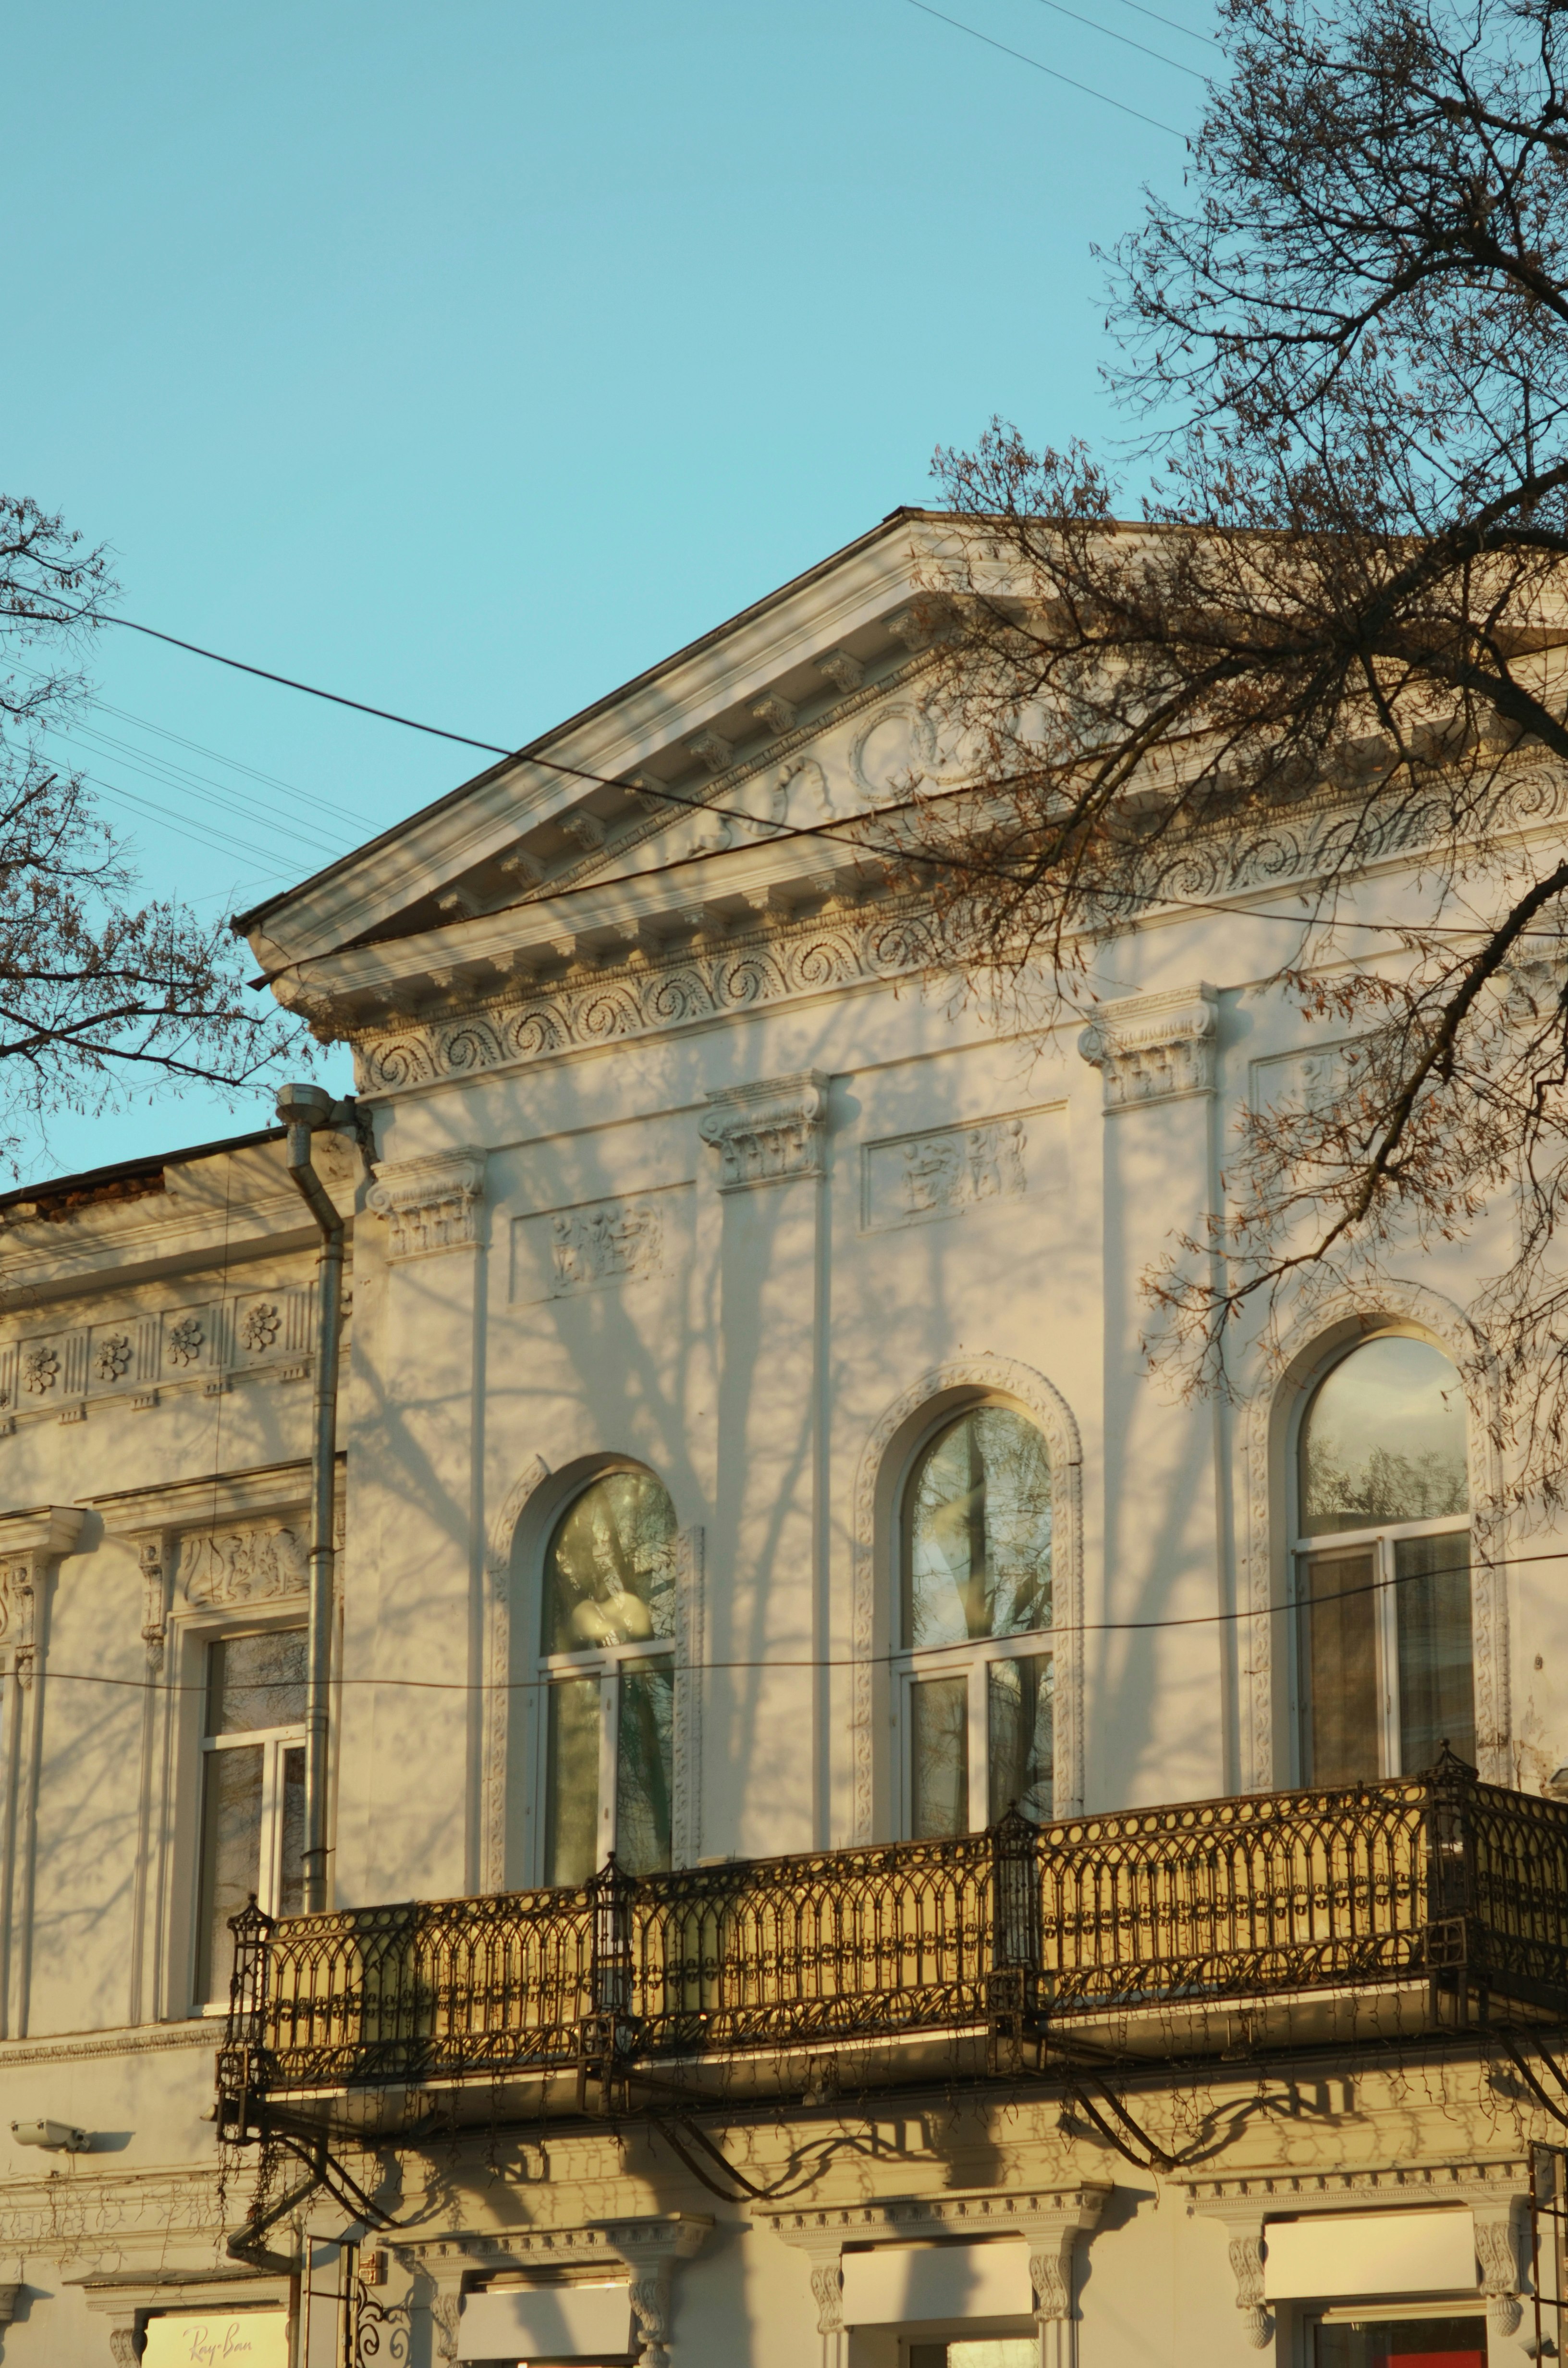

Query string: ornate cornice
353 904 936 1099
402 2216 712 2368
368 1148 487 1259
699 1072 828 1190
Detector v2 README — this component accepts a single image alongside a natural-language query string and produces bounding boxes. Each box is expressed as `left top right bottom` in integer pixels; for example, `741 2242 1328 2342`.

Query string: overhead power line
29 592 515 759
902 0 1187 136
10 1540 1558 1699
1105 0 1219 44
1023 0 1209 81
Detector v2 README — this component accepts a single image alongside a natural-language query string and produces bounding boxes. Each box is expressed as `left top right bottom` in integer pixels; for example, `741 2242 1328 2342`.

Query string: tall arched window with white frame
1295 1333 1473 1785
538 1467 676 1886
897 1402 1054 1837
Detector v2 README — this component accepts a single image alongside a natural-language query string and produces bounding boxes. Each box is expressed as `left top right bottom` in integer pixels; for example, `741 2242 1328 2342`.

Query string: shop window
195 1627 306 2006
539 1468 676 1886
897 1404 1054 1837
909 2346 1040 2368
1295 1334 1473 1785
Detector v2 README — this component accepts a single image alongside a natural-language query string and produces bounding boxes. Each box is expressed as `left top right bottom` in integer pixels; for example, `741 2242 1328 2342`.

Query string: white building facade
0 512 1560 2367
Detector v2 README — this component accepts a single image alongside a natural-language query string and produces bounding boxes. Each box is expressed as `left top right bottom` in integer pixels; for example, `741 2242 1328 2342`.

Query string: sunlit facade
0 514 1559 2366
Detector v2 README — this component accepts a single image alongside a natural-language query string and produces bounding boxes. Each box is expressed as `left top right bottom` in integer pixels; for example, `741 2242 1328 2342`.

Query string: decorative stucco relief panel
0 1284 317 1433
510 1184 693 1305
860 1103 1064 1232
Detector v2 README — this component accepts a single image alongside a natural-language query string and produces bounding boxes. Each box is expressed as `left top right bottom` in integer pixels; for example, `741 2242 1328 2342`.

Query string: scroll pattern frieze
0 1284 316 1435
355 909 938 1096
346 753 1568 1096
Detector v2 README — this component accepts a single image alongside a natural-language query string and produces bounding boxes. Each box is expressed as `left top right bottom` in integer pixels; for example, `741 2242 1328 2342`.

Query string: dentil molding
699 1072 828 1190
1078 984 1218 1110
368 1147 487 1258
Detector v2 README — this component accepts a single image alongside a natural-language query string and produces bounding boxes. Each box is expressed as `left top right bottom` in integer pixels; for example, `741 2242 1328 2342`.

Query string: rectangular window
1298 1528 1474 1784
1303 1549 1380 1786
615 1664 674 1877
544 1675 602 1888
542 1658 674 1887
987 1653 1054 1823
195 1628 307 2007
1312 2318 1487 2368
1395 1533 1476 1771
909 1673 969 1838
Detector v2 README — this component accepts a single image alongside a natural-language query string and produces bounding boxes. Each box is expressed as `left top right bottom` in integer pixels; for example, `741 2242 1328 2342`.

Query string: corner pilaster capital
367 1147 487 1258
699 1071 828 1190
1078 984 1217 1110
0 1506 84 1686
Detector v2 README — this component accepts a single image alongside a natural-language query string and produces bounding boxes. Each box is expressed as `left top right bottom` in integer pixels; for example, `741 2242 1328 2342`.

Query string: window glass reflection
543 1470 677 1652
904 1407 1053 1650
1300 1336 1468 1537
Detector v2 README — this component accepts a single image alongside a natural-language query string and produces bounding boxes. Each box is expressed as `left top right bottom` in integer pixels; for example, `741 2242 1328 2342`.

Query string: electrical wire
28 590 1568 970
37 595 515 759
902 0 1188 135
19 1540 1560 1698
1105 0 1219 44
1022 0 1210 81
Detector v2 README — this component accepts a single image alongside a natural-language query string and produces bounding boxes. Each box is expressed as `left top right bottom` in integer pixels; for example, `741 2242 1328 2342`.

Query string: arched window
897 1403 1054 1836
1295 1334 1472 1784
539 1468 676 1885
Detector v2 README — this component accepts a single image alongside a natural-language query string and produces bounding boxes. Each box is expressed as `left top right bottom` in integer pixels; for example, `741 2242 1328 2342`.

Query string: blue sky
4 0 1210 1186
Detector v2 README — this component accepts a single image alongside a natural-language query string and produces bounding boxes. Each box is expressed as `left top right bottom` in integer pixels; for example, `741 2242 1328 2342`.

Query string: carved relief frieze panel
860 1104 1064 1232
179 1524 309 1610
510 1184 693 1306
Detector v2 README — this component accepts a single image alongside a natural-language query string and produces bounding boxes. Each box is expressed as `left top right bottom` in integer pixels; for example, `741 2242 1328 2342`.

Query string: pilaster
352 1146 487 1903
0 1507 84 2039
1078 985 1229 1807
699 1073 828 1856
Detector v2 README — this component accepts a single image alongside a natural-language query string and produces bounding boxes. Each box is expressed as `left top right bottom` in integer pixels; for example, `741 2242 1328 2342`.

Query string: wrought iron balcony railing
217 1750 1568 2135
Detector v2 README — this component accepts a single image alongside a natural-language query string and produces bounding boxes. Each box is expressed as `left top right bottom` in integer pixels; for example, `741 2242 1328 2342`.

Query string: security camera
11 2119 89 2153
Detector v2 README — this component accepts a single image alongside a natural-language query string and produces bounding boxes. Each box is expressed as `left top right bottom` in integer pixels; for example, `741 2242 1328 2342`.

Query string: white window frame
195 1625 307 2010
1291 1511 1472 1782
897 1633 1055 1837
536 1633 676 1875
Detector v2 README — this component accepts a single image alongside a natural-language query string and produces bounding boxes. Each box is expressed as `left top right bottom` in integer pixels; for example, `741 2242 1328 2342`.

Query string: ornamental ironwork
217 1749 1568 2132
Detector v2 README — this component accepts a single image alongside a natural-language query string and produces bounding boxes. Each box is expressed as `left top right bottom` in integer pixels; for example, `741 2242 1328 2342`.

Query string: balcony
217 1750 1568 2143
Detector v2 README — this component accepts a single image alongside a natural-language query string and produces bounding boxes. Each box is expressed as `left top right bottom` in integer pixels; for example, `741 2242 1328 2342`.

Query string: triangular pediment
238 511 977 1034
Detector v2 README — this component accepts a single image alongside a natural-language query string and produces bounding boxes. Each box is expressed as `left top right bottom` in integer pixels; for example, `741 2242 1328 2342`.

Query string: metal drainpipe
276 1082 347 1916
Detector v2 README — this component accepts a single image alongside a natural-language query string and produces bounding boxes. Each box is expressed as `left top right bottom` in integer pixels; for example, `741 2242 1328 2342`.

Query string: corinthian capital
368 1147 487 1259
699 1072 828 1190
1078 985 1218 1110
